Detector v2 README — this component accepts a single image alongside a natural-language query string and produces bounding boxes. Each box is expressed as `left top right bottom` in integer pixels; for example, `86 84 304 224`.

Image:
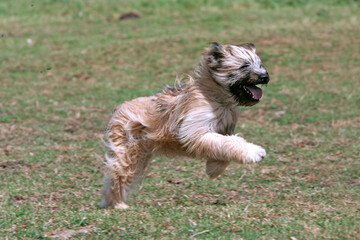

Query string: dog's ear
240 43 256 53
206 42 225 70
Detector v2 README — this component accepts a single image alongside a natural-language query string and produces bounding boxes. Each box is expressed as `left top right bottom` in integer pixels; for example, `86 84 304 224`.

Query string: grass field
1 0 360 239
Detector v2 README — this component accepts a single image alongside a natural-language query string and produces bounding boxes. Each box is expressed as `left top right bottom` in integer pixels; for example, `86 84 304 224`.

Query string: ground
1 0 360 239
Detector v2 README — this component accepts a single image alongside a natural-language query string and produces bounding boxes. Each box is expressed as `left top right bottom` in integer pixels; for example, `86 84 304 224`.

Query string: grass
1 0 360 239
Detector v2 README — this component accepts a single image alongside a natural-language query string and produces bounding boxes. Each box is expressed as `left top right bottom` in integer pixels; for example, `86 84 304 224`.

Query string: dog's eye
239 63 250 70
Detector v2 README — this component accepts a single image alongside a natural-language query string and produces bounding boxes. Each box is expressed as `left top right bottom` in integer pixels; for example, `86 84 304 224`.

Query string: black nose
259 73 269 83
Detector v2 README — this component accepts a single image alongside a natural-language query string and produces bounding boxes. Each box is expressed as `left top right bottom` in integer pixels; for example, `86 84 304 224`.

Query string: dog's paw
242 143 266 163
114 202 129 210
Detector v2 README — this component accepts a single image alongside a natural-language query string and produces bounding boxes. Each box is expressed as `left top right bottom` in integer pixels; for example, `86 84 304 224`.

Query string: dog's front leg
187 132 266 164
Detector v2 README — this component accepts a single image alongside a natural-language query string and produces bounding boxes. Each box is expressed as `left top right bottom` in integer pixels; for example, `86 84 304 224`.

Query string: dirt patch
290 139 318 149
11 192 60 202
331 118 360 128
192 190 248 205
0 160 27 172
348 178 360 187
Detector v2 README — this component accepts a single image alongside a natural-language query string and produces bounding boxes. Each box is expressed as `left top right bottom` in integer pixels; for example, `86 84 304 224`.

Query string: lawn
1 0 360 239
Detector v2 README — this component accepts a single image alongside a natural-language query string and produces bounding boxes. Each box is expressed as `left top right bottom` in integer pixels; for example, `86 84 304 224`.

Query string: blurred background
1 0 359 239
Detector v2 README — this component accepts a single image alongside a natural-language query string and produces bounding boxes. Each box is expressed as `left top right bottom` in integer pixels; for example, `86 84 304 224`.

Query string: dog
100 42 270 209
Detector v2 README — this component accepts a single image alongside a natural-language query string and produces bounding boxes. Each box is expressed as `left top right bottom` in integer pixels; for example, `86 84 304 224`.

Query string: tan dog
100 42 270 209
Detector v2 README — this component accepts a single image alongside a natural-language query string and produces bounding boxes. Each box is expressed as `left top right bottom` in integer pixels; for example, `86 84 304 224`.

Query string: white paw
114 202 129 209
243 143 266 163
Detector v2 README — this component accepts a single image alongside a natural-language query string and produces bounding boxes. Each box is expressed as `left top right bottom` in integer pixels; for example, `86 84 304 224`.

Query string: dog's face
205 42 269 106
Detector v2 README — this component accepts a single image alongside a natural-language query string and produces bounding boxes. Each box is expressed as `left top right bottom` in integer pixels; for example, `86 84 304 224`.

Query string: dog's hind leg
100 142 152 209
205 160 230 179
100 146 130 209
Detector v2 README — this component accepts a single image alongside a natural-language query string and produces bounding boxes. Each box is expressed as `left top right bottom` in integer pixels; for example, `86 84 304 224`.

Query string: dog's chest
212 107 239 135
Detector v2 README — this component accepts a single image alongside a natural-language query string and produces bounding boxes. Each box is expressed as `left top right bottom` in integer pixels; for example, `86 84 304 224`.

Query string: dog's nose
259 73 269 83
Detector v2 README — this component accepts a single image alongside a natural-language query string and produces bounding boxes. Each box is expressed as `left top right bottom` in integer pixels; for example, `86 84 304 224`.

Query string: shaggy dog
100 42 270 209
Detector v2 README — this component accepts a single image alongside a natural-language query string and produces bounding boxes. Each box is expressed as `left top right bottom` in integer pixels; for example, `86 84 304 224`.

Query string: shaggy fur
100 42 270 209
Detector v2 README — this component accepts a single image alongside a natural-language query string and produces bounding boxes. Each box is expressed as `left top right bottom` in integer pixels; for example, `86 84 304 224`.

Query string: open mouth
242 85 263 101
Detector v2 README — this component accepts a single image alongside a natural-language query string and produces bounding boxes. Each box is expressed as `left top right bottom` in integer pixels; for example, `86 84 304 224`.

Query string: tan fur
100 43 269 209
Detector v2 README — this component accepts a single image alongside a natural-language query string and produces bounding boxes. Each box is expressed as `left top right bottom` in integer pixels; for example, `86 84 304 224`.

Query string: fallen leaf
46 227 94 239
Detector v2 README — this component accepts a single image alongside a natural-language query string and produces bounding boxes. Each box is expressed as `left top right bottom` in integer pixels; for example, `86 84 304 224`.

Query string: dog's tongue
245 86 263 100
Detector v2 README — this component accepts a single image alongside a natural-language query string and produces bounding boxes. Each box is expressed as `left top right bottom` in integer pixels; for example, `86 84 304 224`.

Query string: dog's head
204 42 269 106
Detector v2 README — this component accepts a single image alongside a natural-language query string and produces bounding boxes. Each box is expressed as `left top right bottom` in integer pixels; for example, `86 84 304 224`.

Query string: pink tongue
245 86 263 100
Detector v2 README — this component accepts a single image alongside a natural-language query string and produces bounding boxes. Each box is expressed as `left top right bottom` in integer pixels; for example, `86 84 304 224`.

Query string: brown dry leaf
304 174 318 181
261 166 277 174
291 139 318 148
145 172 156 177
4 146 10 156
46 227 94 239
118 12 141 21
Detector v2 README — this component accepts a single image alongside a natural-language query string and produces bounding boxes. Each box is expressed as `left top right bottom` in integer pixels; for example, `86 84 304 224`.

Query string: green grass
1 0 360 239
